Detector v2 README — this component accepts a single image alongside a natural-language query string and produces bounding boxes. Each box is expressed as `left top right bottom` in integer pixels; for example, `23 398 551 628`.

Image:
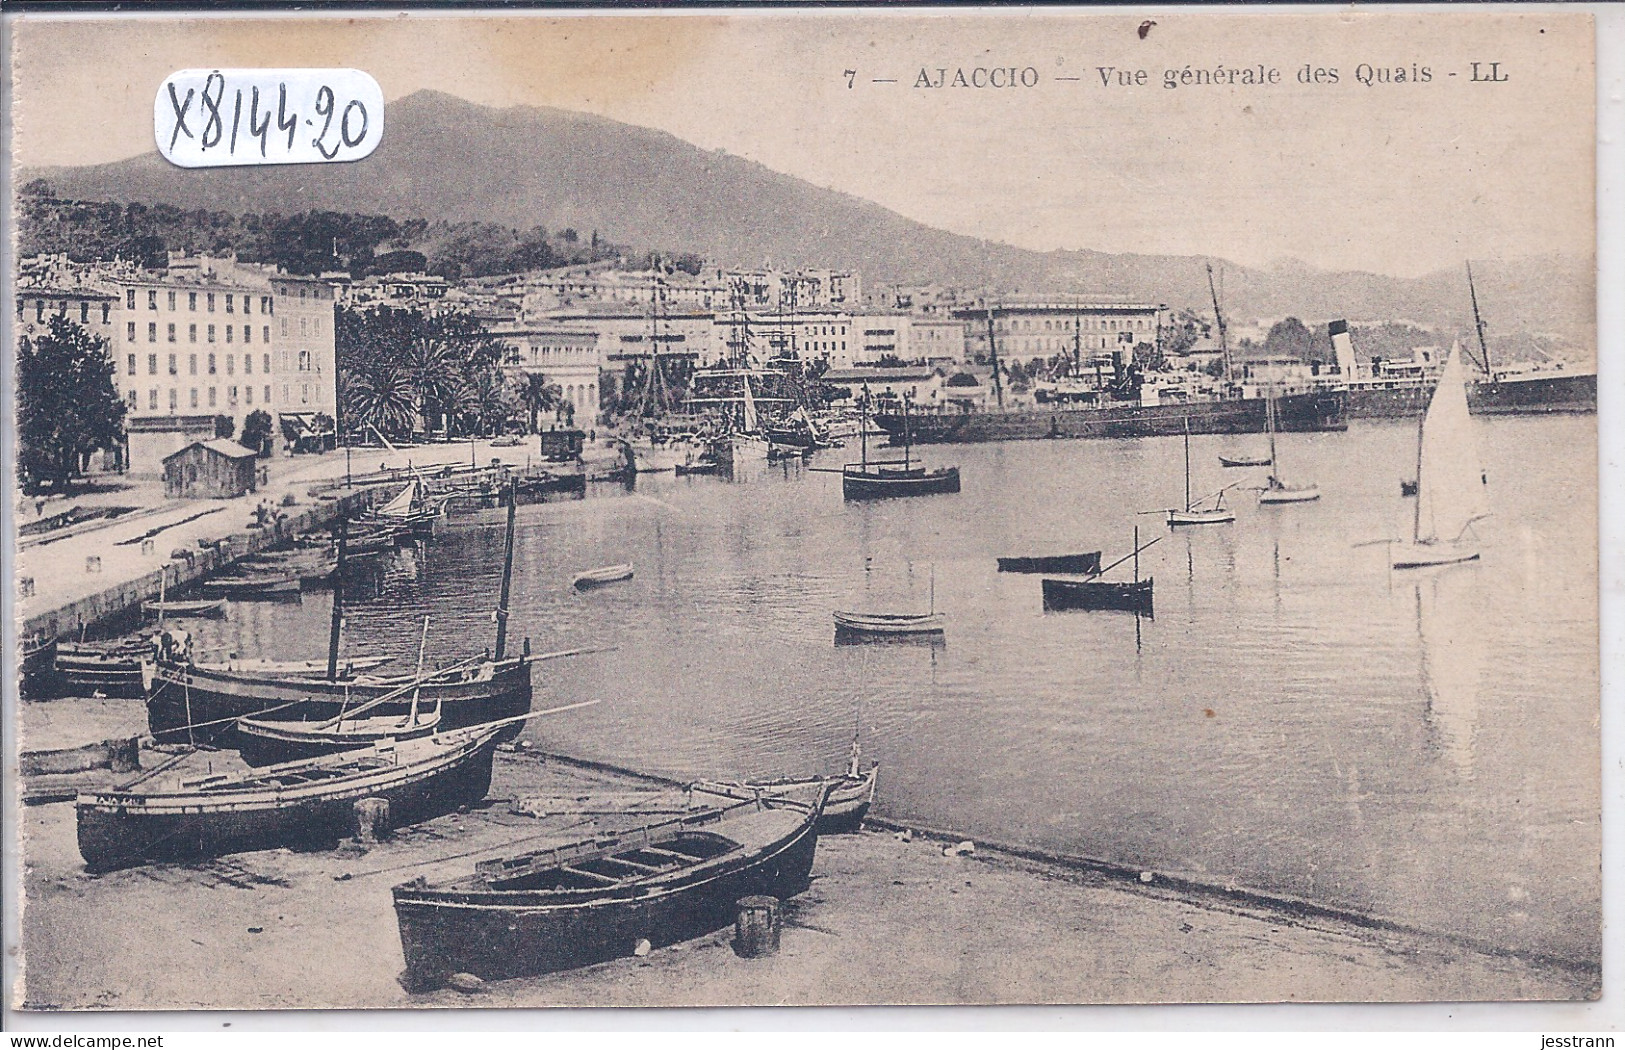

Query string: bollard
141 539 155 556
85 556 102 574
353 797 391 843
19 577 33 599
733 895 781 958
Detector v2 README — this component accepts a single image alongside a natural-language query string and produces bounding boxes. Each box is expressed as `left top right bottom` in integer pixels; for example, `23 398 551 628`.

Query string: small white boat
832 610 945 636
1256 391 1320 505
1167 418 1235 526
573 564 634 590
1393 342 1488 569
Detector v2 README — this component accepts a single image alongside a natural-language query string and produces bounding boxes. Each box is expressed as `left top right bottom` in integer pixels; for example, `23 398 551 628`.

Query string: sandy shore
17 712 1597 1011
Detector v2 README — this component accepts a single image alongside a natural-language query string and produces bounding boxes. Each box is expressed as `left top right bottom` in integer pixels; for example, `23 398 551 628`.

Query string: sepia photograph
4 7 1603 1014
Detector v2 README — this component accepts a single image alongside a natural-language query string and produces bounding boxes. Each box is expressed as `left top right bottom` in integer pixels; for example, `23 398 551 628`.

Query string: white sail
741 375 760 433
375 481 418 518
1414 344 1488 544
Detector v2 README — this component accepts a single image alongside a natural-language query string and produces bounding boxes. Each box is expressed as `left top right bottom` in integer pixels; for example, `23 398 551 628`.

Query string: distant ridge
25 89 1593 339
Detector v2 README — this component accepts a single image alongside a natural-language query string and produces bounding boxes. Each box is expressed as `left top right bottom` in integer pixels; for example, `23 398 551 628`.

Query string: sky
8 9 1596 279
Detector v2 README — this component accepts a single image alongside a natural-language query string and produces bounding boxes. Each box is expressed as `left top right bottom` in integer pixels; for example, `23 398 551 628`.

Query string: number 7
844 69 856 89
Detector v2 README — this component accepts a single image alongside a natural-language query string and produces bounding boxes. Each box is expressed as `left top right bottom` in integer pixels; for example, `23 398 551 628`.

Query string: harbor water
166 415 1599 968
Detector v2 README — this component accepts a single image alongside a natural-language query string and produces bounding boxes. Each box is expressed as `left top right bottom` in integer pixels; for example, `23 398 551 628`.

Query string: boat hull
1391 542 1482 569
842 466 961 500
1343 372 1597 419
1041 577 1154 615
996 552 1102 575
1258 485 1321 505
76 732 499 872
235 715 442 766
832 611 945 636
392 809 820 990
873 391 1344 445
143 599 227 619
55 646 147 698
1167 509 1235 526
145 657 532 746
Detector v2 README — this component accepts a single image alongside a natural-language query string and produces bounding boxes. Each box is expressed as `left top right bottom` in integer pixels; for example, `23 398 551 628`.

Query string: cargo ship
1339 369 1596 420
872 388 1345 445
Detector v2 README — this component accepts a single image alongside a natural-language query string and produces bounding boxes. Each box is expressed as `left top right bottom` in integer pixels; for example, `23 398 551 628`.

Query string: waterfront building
712 309 853 368
488 321 603 422
954 299 1167 366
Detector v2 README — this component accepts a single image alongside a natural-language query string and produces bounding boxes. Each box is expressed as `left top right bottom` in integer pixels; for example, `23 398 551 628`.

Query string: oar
433 699 603 740
530 645 617 661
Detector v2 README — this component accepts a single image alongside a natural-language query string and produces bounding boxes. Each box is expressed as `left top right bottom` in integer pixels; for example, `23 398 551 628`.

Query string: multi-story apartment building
712 309 853 368
954 299 1167 366
487 321 602 422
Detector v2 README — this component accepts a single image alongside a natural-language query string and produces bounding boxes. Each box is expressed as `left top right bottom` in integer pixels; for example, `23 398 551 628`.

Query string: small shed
162 439 259 500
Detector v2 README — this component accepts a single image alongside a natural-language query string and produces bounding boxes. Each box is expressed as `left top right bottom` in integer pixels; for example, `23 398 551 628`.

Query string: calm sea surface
179 415 1600 965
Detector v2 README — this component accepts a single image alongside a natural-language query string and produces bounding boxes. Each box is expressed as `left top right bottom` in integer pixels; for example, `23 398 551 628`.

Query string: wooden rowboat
201 575 302 600
1219 455 1272 468
392 787 827 990
996 551 1102 575
573 564 634 589
1041 577 1154 615
194 655 394 677
697 762 878 834
55 641 149 697
236 705 443 766
76 726 504 872
832 610 945 636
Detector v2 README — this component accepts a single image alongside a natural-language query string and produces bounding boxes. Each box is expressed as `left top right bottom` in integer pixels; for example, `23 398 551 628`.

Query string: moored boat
832 610 945 636
996 552 1102 575
201 575 302 600
1167 417 1235 526
1392 342 1489 570
55 641 150 697
142 597 227 619
573 564 634 589
21 633 59 699
76 726 504 872
842 392 960 500
1041 577 1155 615
392 788 826 990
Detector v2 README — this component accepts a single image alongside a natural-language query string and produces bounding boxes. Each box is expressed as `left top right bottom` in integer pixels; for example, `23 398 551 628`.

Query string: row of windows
996 315 1155 333
128 288 274 316
124 351 314 377
130 321 270 345
128 383 319 411
20 299 112 325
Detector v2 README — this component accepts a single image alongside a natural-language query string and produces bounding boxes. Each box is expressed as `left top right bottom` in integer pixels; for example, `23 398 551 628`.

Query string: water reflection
1415 569 1485 781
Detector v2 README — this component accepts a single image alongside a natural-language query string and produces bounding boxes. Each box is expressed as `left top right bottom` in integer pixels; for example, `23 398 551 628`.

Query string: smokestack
1328 319 1356 377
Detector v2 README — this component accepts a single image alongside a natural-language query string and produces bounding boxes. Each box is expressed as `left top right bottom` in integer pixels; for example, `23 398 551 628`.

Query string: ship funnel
1328 319 1357 377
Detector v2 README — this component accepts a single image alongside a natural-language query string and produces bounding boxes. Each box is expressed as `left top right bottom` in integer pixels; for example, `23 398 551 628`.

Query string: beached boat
76 726 504 872
573 564 634 590
195 655 394 677
21 633 59 699
142 598 227 619
698 746 878 834
392 788 826 990
1392 343 1489 569
996 552 1103 575
236 703 444 766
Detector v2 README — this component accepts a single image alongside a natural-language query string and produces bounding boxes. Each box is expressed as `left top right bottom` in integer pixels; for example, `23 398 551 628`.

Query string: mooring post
733 895 781 958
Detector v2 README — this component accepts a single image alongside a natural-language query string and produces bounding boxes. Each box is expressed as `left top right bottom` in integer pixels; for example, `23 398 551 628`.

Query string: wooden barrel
733 895 781 958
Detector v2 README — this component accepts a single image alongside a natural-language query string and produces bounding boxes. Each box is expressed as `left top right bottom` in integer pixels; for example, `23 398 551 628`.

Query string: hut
162 439 259 500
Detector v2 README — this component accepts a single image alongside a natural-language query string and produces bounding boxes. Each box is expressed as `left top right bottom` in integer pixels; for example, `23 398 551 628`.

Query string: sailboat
1167 417 1234 526
842 390 961 500
726 374 771 466
1257 389 1320 504
1392 343 1488 569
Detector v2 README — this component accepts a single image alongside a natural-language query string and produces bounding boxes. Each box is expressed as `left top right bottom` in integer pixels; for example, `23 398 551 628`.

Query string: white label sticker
155 68 384 168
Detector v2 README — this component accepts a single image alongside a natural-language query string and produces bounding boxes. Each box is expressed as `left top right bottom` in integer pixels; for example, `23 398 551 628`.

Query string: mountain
25 90 1593 342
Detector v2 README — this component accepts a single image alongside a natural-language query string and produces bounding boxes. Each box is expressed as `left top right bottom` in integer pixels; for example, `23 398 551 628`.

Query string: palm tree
518 373 563 433
340 362 417 439
465 369 520 436
406 334 466 437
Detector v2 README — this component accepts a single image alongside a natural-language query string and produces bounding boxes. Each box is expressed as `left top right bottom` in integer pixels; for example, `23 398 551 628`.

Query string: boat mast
1133 525 1140 584
1466 261 1493 379
408 616 429 724
1206 262 1232 385
859 385 870 470
1412 405 1426 544
1183 415 1192 512
494 481 517 660
326 516 347 681
984 304 1005 408
902 394 913 472
1266 386 1279 470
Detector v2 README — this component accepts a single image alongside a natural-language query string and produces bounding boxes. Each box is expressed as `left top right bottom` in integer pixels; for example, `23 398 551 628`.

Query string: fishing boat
200 575 302 600
573 564 634 590
146 503 532 746
699 741 878 834
55 640 150 697
842 391 960 500
76 725 505 872
392 787 827 990
1168 417 1235 526
1042 528 1157 615
195 655 394 677
1392 343 1489 569
358 480 441 536
1257 390 1321 505
141 597 226 619
996 552 1102 575
21 633 59 699
726 377 773 466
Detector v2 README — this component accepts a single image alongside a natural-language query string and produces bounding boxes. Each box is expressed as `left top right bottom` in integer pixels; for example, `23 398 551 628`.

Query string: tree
518 373 563 433
240 409 274 457
1262 317 1318 364
18 316 126 492
214 415 236 440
